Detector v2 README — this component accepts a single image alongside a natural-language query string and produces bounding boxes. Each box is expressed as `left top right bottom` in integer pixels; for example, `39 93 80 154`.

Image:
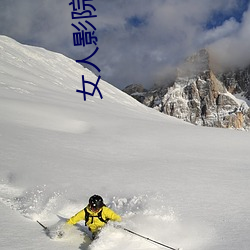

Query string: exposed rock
217 66 250 99
123 84 147 95
123 84 147 103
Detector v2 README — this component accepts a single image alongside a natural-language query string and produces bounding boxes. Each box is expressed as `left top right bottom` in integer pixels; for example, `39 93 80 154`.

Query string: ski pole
37 220 48 231
122 227 180 250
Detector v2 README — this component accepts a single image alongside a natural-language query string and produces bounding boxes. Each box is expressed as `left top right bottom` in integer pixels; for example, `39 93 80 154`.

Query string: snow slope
0 35 250 250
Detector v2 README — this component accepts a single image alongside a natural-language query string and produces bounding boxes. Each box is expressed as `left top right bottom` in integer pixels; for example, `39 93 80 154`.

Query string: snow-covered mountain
1 36 250 250
124 49 250 130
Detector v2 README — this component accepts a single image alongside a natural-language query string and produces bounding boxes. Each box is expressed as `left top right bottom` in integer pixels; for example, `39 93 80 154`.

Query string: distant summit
123 49 250 130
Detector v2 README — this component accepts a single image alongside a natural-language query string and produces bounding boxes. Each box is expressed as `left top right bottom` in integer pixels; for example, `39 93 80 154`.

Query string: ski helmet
89 195 104 210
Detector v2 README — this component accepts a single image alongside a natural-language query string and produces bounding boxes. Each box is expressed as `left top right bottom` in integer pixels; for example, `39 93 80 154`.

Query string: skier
66 194 122 239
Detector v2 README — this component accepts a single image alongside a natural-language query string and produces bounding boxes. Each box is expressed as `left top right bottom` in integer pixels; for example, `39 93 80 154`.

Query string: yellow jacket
67 206 121 233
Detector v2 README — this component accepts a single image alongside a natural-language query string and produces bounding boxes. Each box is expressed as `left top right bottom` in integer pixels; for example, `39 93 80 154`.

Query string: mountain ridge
123 49 250 130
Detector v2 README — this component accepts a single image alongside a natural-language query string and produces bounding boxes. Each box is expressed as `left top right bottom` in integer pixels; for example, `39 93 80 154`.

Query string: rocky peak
123 49 250 130
177 49 210 78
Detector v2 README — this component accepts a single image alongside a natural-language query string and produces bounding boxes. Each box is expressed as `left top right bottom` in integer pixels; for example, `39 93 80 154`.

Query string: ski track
0 181 211 250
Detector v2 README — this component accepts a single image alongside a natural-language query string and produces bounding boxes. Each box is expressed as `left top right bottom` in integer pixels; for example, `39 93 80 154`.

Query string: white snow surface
0 35 250 250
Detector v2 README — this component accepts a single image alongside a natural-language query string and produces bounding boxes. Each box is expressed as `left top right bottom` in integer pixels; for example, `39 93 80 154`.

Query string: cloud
0 0 71 47
209 3 250 69
0 0 249 89
93 0 248 87
200 18 240 45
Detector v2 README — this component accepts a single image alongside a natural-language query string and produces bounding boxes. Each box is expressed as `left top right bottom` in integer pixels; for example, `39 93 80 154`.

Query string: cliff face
218 66 250 99
123 49 250 130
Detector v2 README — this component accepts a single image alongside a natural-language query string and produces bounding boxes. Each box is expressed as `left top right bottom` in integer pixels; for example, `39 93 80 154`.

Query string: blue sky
206 0 249 29
0 0 249 89
126 15 149 28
